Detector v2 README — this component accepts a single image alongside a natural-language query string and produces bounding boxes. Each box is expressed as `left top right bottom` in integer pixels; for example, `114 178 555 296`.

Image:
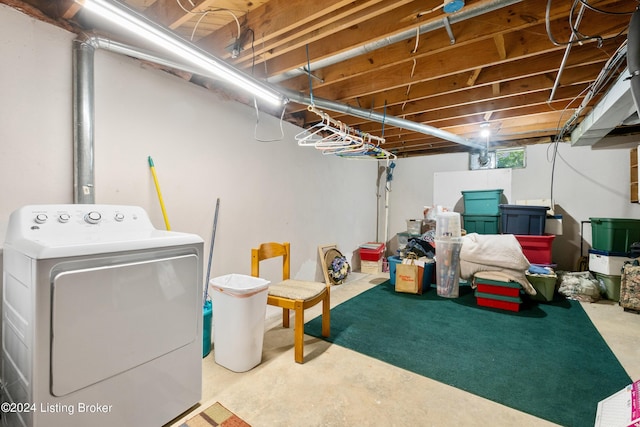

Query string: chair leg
294 301 304 363
321 295 330 337
282 308 290 328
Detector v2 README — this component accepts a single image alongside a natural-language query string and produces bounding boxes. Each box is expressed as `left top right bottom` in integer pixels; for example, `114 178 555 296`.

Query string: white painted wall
0 5 378 287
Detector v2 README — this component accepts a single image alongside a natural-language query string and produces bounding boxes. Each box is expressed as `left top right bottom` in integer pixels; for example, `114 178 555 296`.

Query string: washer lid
4 204 202 258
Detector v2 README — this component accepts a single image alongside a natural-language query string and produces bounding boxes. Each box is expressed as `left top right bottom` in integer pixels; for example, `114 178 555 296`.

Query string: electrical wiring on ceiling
173 1 281 142
545 0 637 48
174 0 242 42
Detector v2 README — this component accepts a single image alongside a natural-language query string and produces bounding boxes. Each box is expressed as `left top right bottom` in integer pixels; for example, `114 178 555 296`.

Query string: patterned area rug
180 402 251 427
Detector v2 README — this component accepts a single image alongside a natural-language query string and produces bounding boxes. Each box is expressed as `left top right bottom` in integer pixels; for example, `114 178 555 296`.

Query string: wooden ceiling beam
288 15 627 101
2 0 81 21
345 97 581 140
229 0 410 67
195 0 360 57
267 0 626 86
493 33 506 60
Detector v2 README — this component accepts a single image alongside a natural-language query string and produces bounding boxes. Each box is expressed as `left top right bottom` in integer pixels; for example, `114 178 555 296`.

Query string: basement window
496 147 526 169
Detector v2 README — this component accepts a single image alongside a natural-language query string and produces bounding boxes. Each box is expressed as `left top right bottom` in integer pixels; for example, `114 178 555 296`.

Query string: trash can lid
210 273 270 295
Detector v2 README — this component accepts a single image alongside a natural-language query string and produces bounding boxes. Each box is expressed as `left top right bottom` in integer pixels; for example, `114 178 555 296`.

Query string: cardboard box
594 379 640 427
361 259 382 274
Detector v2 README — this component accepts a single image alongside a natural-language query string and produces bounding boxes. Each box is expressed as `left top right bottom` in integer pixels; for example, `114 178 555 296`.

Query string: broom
204 198 220 303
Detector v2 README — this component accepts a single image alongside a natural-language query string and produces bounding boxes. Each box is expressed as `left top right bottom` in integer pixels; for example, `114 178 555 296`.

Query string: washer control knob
58 213 71 223
34 214 48 224
114 213 125 222
84 211 102 224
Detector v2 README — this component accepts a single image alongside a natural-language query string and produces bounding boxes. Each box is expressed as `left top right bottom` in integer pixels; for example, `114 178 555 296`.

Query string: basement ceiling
5 0 638 157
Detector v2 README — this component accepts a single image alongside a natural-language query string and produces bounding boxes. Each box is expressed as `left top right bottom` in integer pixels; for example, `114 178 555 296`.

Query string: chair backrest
251 242 290 280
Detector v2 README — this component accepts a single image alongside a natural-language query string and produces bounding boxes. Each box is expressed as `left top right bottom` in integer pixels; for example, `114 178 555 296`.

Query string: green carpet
305 282 632 427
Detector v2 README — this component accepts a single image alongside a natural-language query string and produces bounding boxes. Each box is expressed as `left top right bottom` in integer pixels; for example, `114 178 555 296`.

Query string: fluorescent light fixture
76 0 288 107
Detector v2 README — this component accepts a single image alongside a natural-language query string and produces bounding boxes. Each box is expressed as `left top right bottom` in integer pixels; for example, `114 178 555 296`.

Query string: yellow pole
148 156 171 230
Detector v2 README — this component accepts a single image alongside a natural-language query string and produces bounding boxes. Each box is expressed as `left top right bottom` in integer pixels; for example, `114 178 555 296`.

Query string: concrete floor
170 272 640 427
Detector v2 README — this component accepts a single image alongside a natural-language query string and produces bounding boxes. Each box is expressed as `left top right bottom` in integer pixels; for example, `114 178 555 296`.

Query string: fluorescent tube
76 0 287 106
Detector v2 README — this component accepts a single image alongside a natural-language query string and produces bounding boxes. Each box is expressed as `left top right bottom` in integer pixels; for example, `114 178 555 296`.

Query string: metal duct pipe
79 36 481 148
84 36 200 72
280 88 484 149
268 0 523 83
73 38 96 204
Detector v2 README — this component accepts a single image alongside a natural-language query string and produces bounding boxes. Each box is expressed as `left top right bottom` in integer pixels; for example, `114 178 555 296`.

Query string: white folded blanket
459 233 536 295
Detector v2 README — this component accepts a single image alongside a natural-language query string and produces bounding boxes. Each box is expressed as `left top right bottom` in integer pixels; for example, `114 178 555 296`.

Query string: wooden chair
251 242 330 363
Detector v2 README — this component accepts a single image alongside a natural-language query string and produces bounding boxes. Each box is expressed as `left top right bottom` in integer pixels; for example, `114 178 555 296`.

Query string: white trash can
210 274 270 372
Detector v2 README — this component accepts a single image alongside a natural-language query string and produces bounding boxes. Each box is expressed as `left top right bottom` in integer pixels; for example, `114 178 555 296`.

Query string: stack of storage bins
473 273 522 312
461 189 503 234
500 204 554 266
499 204 558 302
589 218 640 301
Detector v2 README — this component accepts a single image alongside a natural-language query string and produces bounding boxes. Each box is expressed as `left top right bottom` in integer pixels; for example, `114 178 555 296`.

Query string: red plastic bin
359 242 385 261
515 234 555 265
476 280 521 298
475 291 522 312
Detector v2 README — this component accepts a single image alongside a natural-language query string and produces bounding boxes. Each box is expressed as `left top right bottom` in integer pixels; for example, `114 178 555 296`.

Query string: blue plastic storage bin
388 255 402 285
500 205 548 235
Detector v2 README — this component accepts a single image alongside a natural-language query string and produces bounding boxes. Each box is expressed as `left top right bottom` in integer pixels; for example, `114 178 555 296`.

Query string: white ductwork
570 68 637 146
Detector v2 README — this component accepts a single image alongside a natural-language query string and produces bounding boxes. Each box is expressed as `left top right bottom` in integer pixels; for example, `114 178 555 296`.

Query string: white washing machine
1 204 204 427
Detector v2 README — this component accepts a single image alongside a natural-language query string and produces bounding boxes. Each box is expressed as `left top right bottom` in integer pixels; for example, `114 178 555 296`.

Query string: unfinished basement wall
0 4 379 285
389 143 640 271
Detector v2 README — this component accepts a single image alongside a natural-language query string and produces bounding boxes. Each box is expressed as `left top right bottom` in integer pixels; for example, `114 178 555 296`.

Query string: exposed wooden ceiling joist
4 0 635 157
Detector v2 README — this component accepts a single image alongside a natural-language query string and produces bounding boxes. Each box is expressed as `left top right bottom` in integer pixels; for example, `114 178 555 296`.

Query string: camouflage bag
620 263 640 312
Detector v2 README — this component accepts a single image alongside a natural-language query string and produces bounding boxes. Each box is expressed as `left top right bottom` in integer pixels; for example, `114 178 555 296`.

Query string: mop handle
204 198 220 302
148 156 171 231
